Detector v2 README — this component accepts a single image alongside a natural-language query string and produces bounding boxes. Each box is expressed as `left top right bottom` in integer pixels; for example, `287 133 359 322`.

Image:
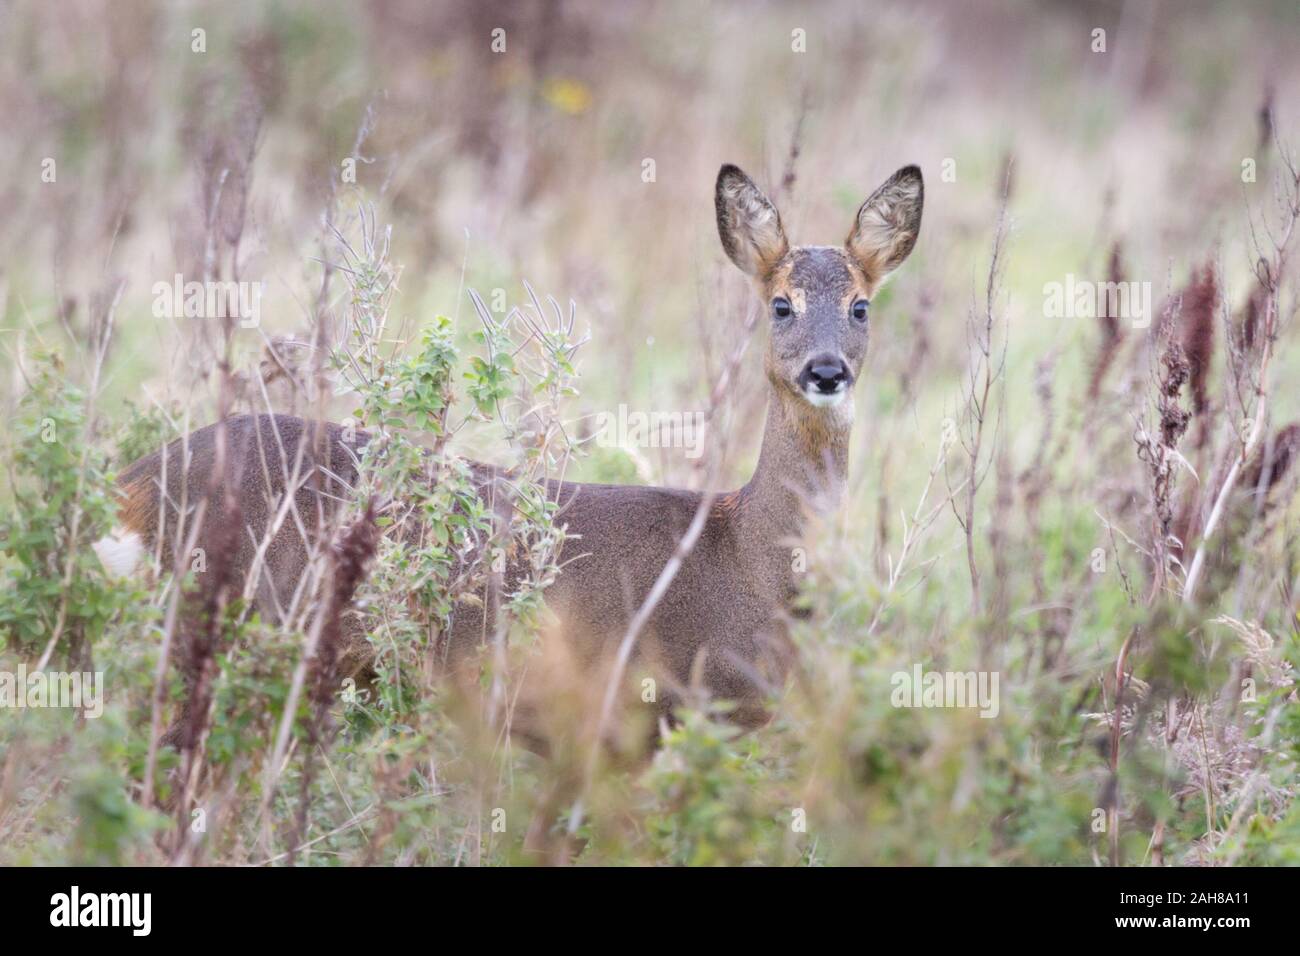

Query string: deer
112 162 923 746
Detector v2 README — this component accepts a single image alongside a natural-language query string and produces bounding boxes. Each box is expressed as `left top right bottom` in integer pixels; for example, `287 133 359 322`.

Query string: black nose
799 355 851 394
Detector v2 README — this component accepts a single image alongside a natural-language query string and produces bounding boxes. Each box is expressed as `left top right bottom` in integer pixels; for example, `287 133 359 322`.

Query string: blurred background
2 0 1297 482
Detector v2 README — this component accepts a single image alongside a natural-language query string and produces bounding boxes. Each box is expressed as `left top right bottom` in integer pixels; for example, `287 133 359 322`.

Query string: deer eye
772 297 792 320
851 299 869 322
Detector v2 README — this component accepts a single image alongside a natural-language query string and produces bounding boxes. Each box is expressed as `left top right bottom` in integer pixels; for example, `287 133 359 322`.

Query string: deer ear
715 164 789 278
846 165 923 284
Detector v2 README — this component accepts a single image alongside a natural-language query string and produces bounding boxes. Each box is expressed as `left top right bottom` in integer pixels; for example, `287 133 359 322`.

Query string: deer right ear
715 164 788 278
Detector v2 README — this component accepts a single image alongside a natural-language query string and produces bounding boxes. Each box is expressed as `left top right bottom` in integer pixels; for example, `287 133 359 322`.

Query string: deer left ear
846 165 923 284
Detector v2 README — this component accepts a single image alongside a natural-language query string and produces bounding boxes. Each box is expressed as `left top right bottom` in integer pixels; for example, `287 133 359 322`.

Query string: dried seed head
1179 260 1218 416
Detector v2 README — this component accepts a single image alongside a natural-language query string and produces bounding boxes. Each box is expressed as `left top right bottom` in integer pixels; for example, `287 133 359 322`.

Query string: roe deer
114 163 923 737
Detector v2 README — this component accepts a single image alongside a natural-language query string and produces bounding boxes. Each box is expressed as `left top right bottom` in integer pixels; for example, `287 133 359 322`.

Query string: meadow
1 0 1298 866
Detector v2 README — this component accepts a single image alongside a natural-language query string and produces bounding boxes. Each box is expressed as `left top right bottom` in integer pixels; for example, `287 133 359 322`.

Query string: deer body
116 163 922 731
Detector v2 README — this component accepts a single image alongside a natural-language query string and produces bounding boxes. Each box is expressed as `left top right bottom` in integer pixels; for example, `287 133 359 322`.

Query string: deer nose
799 355 851 394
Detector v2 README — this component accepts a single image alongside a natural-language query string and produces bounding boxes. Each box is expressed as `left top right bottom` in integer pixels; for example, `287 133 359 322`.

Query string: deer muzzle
798 354 853 407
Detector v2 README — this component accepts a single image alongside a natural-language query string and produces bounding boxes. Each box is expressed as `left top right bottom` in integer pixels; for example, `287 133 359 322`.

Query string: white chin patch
803 388 848 408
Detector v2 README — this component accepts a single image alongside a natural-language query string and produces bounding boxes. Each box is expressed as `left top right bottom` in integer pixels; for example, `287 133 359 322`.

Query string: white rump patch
92 530 144 579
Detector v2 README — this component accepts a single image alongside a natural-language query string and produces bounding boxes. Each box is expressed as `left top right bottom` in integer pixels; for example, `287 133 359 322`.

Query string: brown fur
119 163 923 745
118 476 158 541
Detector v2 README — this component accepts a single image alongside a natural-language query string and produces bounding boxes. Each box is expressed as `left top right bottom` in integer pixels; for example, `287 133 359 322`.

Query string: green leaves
352 317 460 437
645 709 788 866
0 350 131 660
465 352 514 417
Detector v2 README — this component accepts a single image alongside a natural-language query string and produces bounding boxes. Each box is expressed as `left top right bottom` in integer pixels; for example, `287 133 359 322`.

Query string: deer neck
735 389 852 566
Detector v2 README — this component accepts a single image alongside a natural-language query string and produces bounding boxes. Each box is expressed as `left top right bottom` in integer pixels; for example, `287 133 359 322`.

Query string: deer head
715 163 923 417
